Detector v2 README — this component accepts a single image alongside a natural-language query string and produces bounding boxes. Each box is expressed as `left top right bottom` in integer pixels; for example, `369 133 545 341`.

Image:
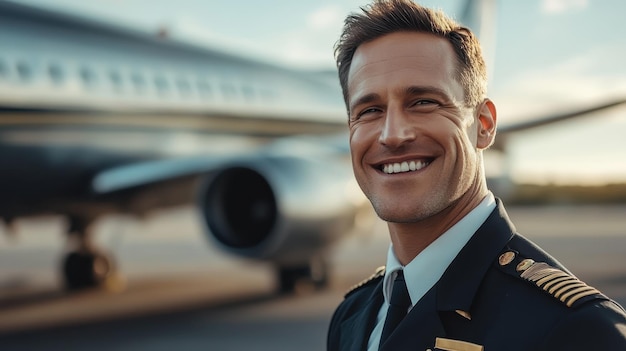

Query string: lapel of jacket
339 279 385 351
436 199 516 318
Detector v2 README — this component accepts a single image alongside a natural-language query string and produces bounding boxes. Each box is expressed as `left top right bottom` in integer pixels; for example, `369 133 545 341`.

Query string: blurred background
0 0 625 350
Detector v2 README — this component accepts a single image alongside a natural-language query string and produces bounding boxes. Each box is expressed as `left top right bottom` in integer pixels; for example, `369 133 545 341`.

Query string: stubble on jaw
369 188 450 224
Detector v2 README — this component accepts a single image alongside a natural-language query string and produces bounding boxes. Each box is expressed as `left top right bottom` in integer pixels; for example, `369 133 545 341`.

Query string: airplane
0 0 368 294
1 0 623 296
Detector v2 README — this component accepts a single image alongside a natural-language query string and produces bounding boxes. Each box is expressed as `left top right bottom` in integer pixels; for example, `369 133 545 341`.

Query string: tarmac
1 204 625 350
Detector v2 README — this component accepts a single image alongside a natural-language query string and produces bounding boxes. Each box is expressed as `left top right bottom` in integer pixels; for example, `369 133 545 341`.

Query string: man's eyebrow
349 92 380 113
403 85 451 100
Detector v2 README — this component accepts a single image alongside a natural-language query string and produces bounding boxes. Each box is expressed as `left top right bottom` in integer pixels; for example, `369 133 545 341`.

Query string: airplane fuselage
0 0 348 220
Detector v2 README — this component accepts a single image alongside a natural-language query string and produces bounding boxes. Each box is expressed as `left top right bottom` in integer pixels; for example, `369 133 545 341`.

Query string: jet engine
197 153 366 292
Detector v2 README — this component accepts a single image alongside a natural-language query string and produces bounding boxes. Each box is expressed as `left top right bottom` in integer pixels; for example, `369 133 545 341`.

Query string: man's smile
379 158 433 174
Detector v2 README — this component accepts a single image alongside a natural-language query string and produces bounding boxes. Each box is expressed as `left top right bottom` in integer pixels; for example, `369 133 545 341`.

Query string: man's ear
476 98 497 149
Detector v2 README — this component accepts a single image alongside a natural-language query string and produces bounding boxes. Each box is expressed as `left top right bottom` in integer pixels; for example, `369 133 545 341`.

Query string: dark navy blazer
327 201 626 351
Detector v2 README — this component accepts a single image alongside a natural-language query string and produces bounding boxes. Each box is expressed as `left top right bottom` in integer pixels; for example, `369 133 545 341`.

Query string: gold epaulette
498 250 607 308
345 265 385 298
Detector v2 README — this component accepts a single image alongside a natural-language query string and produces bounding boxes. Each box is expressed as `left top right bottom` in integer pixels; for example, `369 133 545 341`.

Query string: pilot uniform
327 199 626 351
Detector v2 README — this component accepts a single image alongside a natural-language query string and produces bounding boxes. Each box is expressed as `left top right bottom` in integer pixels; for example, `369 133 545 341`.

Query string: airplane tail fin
459 0 498 85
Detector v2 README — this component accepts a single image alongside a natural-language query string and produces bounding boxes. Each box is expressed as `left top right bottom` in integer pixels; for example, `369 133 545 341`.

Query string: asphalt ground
1 204 625 350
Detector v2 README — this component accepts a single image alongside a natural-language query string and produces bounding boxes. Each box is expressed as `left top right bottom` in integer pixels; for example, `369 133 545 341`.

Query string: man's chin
370 194 451 223
373 206 434 224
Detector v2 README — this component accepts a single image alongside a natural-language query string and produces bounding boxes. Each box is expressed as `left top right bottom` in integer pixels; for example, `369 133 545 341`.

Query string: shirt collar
382 192 496 306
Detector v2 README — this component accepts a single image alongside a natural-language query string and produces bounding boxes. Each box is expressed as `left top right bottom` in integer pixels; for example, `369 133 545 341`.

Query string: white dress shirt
367 193 496 350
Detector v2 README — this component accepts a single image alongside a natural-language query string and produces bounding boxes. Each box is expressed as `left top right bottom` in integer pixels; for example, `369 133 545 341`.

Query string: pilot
327 1 626 350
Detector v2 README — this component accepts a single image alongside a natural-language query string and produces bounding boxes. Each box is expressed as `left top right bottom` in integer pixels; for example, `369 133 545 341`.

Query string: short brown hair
334 0 487 112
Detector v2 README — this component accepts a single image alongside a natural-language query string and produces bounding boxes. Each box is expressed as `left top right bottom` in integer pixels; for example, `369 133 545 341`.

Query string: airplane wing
498 97 626 133
493 97 626 151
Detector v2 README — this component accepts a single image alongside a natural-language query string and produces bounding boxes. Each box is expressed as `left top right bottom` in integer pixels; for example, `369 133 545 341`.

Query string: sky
11 0 626 185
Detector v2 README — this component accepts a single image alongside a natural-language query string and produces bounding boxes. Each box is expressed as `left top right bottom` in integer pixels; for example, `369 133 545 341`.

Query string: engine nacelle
197 153 365 268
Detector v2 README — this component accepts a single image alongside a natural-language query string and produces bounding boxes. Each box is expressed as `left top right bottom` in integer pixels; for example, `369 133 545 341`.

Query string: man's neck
388 188 488 265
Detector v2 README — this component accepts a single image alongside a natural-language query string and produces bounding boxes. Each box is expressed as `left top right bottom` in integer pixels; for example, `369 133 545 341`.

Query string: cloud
493 43 626 122
541 0 588 14
164 14 280 63
307 5 344 30
269 5 349 68
160 7 346 69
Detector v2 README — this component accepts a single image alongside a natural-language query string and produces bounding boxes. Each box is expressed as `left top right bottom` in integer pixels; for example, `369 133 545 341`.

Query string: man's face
347 31 492 223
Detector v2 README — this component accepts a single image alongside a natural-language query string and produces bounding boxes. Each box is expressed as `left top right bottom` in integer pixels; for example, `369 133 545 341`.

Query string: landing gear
63 250 114 290
276 256 329 294
61 216 118 291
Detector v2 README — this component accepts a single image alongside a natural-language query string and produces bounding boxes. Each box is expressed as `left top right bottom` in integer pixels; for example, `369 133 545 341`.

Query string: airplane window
131 72 147 91
176 77 192 96
154 75 169 94
48 64 64 84
259 89 276 101
196 79 212 96
221 83 237 100
0 59 8 79
79 67 97 86
16 60 33 81
108 70 123 90
242 85 255 101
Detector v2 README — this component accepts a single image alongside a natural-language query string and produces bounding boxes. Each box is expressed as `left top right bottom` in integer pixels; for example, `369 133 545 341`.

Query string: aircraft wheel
309 256 329 290
277 266 306 294
276 258 329 294
62 251 114 290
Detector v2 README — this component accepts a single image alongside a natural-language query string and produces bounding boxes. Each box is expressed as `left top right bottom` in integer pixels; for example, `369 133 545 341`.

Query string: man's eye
361 107 379 115
409 99 440 111
413 99 436 106
355 107 380 119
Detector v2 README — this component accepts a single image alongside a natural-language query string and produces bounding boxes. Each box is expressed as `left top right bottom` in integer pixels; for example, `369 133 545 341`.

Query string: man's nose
378 109 416 148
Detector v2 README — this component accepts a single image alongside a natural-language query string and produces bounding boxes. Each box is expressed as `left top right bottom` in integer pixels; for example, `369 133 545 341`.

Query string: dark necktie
379 270 411 347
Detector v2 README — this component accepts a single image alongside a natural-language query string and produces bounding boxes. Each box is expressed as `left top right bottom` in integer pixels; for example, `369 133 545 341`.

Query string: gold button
498 251 515 266
516 259 535 272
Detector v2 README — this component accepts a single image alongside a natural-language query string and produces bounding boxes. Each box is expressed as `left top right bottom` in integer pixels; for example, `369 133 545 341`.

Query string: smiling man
327 1 626 351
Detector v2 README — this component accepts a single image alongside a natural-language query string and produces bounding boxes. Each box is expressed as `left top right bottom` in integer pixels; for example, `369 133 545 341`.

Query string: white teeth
382 160 429 174
401 162 409 172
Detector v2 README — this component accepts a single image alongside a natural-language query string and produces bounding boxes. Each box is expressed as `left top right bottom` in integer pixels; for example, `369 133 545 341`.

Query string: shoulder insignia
498 251 608 308
345 265 385 298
